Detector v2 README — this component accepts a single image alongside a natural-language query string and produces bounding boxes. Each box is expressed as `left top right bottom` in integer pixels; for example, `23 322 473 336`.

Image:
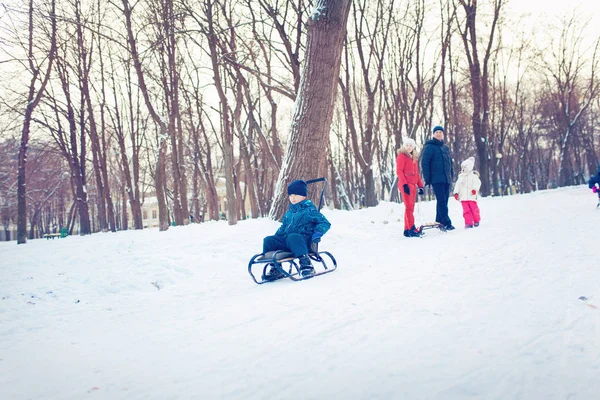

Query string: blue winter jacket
275 199 331 241
421 138 454 185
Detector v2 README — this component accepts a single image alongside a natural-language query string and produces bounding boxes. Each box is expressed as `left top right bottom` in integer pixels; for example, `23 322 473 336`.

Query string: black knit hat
432 125 445 134
287 180 307 196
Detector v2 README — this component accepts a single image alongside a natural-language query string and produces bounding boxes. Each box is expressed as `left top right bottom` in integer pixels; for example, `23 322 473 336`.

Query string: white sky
507 0 600 40
508 0 599 15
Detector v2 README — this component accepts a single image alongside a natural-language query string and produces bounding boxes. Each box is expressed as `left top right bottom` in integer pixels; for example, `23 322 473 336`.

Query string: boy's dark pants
432 182 452 227
263 233 309 257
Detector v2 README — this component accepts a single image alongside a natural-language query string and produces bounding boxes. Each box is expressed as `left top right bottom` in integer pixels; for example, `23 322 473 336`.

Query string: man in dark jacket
421 126 455 230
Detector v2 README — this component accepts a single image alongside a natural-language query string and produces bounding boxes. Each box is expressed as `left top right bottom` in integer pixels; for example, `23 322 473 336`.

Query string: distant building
137 177 250 228
0 178 252 240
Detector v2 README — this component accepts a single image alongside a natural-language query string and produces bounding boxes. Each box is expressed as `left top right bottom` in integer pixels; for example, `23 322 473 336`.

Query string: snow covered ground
1 186 599 400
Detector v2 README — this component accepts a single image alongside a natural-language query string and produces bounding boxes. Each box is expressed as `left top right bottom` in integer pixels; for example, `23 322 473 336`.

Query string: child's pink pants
461 200 481 226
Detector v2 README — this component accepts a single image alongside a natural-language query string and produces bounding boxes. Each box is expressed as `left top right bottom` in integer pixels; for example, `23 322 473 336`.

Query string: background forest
0 0 599 242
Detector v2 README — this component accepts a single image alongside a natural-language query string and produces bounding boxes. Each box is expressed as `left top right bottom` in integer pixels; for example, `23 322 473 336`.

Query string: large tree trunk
17 111 34 244
269 0 352 220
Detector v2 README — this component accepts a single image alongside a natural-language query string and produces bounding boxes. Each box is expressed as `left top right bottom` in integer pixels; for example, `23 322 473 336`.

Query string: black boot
410 225 423 236
404 228 420 238
262 264 285 281
298 256 315 278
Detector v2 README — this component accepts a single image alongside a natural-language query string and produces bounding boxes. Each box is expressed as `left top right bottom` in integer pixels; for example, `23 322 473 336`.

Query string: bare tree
253 0 307 94
456 0 504 197
487 31 533 195
149 0 190 225
270 0 352 219
203 0 238 225
49 29 94 236
339 0 393 208
539 15 600 186
382 0 445 200
106 47 144 229
179 47 221 221
73 0 117 232
16 0 57 244
121 0 169 230
94 0 117 231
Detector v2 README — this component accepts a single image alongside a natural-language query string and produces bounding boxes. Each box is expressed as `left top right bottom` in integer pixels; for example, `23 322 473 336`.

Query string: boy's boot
474 222 480 227
262 263 285 281
298 256 315 278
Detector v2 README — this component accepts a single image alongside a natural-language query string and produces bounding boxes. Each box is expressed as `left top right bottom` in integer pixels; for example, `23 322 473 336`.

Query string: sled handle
306 177 326 211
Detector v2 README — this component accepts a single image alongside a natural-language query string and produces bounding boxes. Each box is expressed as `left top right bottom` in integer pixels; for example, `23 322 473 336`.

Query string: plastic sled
248 177 338 284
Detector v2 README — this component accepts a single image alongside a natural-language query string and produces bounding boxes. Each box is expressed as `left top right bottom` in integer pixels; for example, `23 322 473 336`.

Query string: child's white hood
461 157 475 173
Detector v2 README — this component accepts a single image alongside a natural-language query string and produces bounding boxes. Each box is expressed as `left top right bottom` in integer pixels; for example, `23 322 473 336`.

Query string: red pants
401 183 417 230
461 200 481 226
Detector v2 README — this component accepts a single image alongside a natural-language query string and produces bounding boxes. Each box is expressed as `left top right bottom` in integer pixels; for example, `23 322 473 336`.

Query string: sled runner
418 222 447 233
248 178 338 284
248 244 338 284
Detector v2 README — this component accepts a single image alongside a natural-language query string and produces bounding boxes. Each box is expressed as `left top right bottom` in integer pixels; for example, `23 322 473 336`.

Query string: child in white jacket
453 157 482 228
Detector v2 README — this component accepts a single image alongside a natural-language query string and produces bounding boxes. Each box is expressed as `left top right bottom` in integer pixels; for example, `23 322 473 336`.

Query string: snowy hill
1 186 599 400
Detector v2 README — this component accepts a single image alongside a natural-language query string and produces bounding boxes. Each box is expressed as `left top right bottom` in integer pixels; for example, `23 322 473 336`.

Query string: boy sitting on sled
262 179 331 280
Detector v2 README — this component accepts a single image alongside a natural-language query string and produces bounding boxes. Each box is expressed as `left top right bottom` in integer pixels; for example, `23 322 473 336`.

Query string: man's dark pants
432 183 452 227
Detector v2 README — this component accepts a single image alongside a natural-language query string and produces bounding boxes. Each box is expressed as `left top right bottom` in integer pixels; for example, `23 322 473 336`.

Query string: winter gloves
593 186 598 193
311 232 323 243
454 193 459 201
403 185 424 195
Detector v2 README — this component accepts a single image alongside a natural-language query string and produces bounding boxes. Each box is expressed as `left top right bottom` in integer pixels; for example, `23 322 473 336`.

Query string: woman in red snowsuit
396 138 424 237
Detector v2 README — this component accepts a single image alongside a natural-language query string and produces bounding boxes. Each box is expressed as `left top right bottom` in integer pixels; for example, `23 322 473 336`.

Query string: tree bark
270 0 352 220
